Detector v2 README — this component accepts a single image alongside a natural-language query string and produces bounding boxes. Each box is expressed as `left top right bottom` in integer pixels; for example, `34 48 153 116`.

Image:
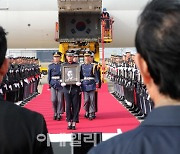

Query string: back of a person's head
135 0 180 100
0 26 7 67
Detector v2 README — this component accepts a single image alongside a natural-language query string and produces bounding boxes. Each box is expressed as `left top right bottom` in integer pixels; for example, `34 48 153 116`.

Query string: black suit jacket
0 96 53 154
88 106 180 154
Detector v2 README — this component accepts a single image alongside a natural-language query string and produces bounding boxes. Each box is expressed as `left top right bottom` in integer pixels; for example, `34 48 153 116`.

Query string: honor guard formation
107 51 154 119
48 50 101 130
0 57 41 105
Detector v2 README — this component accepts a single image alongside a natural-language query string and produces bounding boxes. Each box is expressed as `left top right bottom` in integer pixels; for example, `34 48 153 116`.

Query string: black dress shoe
91 113 96 119
129 107 136 111
84 112 89 118
57 114 61 121
131 108 140 113
84 114 89 118
137 115 146 120
67 125 72 130
53 114 57 120
137 113 147 118
92 115 96 119
120 96 125 101
72 126 76 130
134 112 143 116
131 110 139 114
89 116 93 120
111 92 116 95
67 122 72 130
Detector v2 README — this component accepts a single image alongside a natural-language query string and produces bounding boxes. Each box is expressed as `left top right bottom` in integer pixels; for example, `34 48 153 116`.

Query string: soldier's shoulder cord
97 63 101 72
92 63 98 75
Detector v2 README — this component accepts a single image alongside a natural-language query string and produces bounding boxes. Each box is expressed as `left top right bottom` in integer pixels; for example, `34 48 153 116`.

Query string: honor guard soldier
114 55 124 100
73 50 80 63
48 51 64 121
6 59 16 102
34 58 41 95
90 52 101 114
61 50 81 130
80 51 100 120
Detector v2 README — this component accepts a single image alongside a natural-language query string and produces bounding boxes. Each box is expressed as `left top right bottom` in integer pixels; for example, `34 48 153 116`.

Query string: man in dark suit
0 27 53 153
88 0 180 154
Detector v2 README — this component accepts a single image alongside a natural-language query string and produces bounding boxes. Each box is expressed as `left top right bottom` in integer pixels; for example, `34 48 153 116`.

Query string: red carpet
25 84 140 134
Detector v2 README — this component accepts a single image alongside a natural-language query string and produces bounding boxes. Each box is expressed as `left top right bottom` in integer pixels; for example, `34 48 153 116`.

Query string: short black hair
0 26 7 67
135 0 180 99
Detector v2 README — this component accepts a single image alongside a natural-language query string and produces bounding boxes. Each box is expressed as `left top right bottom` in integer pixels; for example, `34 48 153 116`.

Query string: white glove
61 82 66 87
76 82 81 86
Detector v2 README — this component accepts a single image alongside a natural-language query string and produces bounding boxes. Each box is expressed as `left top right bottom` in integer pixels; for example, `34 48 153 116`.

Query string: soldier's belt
83 77 95 80
52 76 60 79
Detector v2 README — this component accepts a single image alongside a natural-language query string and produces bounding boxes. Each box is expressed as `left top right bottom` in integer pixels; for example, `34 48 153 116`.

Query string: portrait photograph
61 64 80 85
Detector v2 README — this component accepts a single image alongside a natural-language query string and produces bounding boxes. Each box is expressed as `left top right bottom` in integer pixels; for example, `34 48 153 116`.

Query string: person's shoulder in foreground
88 127 141 154
0 96 53 154
88 106 180 154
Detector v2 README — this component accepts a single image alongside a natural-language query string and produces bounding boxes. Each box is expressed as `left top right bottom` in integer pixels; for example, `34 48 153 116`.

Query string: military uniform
23 58 37 103
18 62 25 102
23 59 31 102
80 51 100 120
6 63 16 102
34 59 41 95
0 57 40 105
112 59 121 100
48 52 64 120
107 53 154 120
134 68 154 119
